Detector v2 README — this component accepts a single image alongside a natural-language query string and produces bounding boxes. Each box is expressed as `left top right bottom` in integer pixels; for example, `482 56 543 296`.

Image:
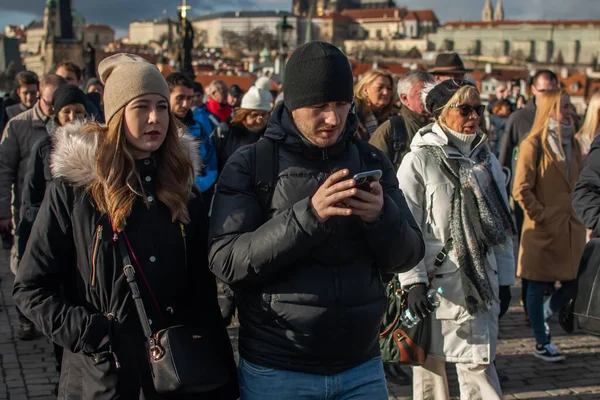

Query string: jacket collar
412 122 488 162
263 102 358 161
32 103 51 128
50 120 201 187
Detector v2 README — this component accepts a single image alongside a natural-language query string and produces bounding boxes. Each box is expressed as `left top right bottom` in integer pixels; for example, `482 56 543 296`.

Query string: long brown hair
528 89 571 162
89 109 195 231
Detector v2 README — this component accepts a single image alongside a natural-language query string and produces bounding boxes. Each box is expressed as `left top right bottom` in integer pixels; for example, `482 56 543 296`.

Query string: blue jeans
526 279 578 345
238 356 389 400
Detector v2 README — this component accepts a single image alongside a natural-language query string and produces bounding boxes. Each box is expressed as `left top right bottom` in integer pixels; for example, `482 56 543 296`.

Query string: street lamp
276 15 294 83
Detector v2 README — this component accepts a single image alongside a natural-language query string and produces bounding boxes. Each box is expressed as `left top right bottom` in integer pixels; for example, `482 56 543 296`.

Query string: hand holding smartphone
353 170 382 193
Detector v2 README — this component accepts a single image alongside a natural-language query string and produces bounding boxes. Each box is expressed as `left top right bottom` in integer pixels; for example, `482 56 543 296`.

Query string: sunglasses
449 104 485 117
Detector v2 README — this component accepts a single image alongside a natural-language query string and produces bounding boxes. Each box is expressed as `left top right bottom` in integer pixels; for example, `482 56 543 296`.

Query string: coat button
166 307 174 314
147 195 154 202
149 319 153 325
483 357 488 362
145 176 152 182
150 256 156 262
144 159 150 165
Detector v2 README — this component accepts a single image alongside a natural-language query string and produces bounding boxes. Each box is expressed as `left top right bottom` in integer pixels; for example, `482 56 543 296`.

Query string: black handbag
116 231 234 394
379 241 451 365
379 275 431 365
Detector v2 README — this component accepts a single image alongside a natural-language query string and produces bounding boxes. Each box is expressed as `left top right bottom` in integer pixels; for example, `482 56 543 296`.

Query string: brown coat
513 134 586 282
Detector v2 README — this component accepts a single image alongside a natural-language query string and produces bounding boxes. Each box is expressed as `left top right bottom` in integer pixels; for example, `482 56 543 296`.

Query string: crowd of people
0 42 599 400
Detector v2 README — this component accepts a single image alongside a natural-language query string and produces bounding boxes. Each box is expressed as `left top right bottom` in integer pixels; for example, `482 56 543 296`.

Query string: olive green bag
379 276 431 365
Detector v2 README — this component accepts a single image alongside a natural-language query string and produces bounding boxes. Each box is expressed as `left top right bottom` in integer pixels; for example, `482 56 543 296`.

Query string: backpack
250 137 383 216
389 115 408 170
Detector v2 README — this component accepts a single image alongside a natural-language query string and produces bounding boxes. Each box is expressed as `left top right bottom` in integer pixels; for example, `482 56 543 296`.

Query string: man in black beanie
209 41 424 399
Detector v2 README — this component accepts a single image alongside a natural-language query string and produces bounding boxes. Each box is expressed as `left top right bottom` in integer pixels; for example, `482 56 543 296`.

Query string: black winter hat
425 79 473 117
283 41 353 111
52 85 88 116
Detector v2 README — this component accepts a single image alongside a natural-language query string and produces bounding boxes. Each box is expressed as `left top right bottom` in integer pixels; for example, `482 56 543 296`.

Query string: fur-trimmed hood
50 119 202 187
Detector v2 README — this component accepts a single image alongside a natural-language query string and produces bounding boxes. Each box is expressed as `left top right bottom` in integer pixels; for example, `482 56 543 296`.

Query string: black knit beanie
52 85 89 116
283 41 354 111
425 79 473 118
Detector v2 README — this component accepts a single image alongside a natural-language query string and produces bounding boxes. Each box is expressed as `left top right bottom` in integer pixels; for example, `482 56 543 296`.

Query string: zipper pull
179 223 186 237
322 148 328 160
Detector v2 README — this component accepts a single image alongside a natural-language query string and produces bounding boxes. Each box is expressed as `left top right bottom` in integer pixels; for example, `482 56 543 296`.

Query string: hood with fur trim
50 119 202 188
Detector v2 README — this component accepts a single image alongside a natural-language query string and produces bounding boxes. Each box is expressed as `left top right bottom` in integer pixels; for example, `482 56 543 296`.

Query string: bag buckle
150 344 164 361
435 248 448 264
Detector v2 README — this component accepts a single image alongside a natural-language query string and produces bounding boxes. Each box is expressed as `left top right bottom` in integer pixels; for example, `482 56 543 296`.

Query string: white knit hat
241 87 273 111
254 76 272 92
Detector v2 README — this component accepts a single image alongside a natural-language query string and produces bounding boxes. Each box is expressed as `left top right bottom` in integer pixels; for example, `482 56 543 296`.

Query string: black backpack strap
251 138 279 219
389 115 408 167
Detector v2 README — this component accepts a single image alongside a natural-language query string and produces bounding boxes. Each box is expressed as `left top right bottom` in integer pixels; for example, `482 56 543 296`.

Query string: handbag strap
116 233 155 341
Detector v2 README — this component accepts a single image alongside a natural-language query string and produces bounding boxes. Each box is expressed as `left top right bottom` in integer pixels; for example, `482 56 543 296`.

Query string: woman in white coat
397 80 515 400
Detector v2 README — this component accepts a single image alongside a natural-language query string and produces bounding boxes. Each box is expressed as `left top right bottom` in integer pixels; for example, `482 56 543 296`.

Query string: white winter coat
397 123 515 365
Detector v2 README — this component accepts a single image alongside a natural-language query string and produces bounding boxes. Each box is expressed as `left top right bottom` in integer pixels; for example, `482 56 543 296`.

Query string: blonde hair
577 91 600 146
354 69 395 117
89 109 195 232
436 85 480 124
529 89 571 162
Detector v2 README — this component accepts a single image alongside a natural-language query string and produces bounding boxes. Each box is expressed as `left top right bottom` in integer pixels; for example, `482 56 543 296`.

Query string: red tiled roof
85 24 115 32
404 11 417 21
194 75 257 92
560 73 586 97
342 7 405 20
413 10 438 23
443 20 600 28
351 63 410 77
319 13 355 23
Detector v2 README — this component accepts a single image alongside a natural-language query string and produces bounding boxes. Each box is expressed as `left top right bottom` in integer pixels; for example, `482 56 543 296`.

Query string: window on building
376 29 382 39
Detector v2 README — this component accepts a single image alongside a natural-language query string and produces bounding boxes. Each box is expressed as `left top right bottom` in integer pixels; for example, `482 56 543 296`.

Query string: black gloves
407 284 434 320
499 285 512 318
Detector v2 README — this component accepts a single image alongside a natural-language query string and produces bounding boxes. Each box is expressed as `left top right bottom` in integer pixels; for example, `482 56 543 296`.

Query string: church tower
494 0 504 21
482 0 493 22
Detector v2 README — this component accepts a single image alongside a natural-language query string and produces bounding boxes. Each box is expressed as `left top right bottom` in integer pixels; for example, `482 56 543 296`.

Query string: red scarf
206 98 233 122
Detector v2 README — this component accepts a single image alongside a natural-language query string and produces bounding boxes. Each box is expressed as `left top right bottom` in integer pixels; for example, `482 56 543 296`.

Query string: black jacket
208 103 424 375
211 122 263 172
574 134 600 236
13 121 238 399
17 135 52 261
498 99 536 169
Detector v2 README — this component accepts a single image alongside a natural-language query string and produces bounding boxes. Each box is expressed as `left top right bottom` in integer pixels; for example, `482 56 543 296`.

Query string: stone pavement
1 245 600 399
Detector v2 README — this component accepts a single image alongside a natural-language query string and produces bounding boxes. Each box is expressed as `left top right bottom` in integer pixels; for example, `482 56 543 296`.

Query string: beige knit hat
98 53 170 124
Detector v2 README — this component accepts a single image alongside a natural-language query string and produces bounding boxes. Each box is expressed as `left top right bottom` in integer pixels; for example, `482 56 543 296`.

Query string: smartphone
353 170 382 192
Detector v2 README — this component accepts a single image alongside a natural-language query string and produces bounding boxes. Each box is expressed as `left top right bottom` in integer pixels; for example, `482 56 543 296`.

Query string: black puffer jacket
209 103 424 375
13 121 238 400
211 122 263 172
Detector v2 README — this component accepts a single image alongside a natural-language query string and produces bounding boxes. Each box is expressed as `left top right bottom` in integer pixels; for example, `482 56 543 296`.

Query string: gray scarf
426 145 515 315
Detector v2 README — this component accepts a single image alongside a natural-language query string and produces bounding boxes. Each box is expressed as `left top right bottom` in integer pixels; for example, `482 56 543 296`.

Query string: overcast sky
0 0 599 38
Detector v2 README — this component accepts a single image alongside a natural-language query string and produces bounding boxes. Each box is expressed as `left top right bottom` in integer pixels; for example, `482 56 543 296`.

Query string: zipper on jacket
91 225 103 286
322 148 329 160
426 192 435 232
180 223 187 270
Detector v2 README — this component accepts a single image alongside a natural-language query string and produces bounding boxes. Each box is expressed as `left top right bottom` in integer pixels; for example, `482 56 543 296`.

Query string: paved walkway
1 247 600 399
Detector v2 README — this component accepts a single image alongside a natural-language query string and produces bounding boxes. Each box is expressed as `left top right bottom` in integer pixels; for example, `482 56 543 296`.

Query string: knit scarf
206 98 233 123
426 144 515 315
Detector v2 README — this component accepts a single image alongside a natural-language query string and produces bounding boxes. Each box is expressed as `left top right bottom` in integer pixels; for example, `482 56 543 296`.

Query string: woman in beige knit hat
13 54 239 399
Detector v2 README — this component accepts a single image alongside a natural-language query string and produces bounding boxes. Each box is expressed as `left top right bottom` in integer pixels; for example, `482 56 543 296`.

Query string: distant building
128 19 173 45
191 11 297 49
342 8 438 40
430 19 600 65
296 13 354 47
